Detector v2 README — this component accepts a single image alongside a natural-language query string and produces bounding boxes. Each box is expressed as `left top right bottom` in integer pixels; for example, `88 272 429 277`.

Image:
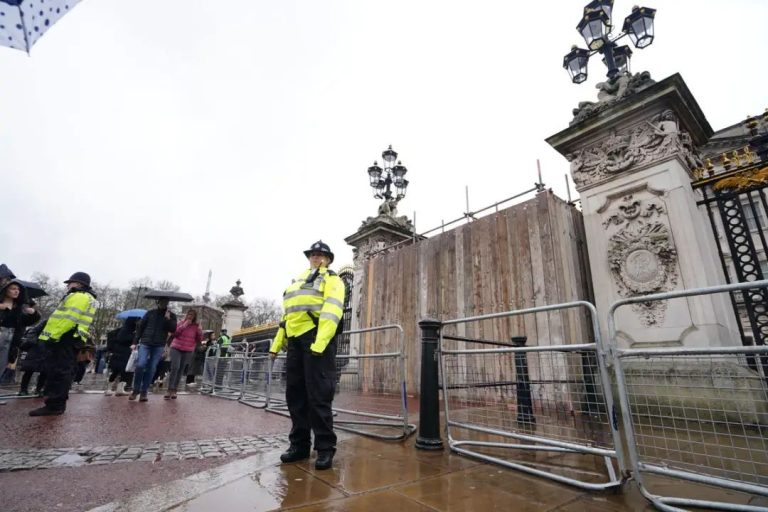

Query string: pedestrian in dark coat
129 300 177 402
0 280 41 380
17 323 47 396
105 318 137 396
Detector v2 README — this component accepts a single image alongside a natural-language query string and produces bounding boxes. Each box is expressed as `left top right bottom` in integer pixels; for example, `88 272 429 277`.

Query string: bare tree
154 280 180 292
243 298 282 328
29 271 66 320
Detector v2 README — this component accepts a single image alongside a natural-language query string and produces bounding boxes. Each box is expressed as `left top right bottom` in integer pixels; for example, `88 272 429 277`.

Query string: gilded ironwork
713 166 768 192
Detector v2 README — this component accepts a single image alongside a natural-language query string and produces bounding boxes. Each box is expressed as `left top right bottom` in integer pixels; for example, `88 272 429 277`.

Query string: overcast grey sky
1 0 766 303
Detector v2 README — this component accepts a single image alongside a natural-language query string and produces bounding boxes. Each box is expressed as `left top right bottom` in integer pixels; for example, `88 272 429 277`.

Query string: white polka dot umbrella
0 0 82 53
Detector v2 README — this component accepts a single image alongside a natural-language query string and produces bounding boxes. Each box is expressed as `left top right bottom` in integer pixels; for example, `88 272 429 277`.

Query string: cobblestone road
0 434 288 472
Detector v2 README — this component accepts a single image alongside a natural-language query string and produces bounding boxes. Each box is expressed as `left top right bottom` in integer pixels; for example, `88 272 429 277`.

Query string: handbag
125 349 138 372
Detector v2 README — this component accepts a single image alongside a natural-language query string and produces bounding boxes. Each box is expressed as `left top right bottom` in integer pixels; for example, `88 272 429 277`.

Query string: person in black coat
106 318 138 396
129 300 177 401
17 323 47 396
0 280 41 382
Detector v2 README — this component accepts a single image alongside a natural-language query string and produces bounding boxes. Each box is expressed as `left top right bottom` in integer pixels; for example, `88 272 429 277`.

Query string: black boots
314 451 334 470
279 446 334 469
280 446 310 463
29 405 65 417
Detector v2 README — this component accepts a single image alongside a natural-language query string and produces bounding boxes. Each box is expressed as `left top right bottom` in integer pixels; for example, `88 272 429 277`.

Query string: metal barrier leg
416 318 444 451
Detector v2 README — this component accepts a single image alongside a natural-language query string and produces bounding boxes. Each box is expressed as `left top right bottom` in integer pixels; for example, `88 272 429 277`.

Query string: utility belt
287 327 318 343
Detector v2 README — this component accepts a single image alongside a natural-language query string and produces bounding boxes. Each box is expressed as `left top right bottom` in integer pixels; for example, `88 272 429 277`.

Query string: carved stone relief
567 109 705 190
603 193 679 325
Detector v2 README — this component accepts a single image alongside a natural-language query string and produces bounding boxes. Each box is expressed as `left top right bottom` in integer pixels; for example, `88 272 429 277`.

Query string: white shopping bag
125 349 138 372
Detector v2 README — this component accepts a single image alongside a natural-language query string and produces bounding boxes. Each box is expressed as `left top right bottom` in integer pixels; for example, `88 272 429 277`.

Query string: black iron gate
694 164 768 370
336 267 354 373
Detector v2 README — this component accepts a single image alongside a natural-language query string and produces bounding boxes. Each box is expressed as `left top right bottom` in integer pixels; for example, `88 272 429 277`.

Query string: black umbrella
14 280 48 299
143 290 194 303
0 264 15 281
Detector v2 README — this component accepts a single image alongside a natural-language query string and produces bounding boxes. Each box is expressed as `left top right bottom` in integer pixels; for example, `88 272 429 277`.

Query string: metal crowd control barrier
200 343 249 399
610 280 768 512
266 325 416 440
239 351 280 409
438 301 626 491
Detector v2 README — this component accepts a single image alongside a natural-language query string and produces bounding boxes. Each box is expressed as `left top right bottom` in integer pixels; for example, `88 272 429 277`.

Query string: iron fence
438 301 625 491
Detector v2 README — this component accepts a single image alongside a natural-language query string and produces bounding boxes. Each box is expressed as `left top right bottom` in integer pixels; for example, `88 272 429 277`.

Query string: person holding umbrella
269 241 346 470
106 317 140 396
0 279 41 383
29 271 97 417
129 298 177 402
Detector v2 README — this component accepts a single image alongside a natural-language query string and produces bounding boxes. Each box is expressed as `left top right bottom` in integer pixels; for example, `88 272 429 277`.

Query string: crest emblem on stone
604 194 678 325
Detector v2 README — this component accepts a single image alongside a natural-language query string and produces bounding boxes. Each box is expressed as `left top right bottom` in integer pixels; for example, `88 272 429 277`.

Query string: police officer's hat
303 240 334 264
64 271 91 287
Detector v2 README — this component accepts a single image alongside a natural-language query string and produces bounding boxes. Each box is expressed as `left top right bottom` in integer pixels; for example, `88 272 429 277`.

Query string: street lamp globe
577 9 611 51
396 179 409 199
382 145 398 164
623 6 656 49
392 161 407 183
602 44 633 74
367 161 382 189
563 46 590 84
584 0 614 27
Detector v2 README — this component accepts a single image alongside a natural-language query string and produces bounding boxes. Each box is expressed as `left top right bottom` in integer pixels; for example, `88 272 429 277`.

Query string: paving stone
0 434 286 472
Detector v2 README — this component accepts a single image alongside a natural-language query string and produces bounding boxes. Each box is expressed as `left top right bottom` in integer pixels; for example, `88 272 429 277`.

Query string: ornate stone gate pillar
344 208 422 334
547 73 740 348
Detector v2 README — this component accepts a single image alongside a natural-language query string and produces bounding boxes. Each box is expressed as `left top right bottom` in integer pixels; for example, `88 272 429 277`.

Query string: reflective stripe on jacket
270 267 345 355
39 290 97 342
218 334 231 347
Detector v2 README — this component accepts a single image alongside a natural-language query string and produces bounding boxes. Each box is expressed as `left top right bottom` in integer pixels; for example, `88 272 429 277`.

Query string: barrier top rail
615 345 768 357
343 324 405 356
441 342 597 355
608 279 768 317
607 279 768 356
442 300 598 327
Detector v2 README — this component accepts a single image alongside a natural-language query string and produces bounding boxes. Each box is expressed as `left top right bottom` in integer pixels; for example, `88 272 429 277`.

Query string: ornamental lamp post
367 145 409 202
563 1 656 84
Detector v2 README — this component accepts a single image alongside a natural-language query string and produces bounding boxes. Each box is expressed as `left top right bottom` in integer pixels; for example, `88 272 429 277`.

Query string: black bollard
416 318 444 450
511 336 536 425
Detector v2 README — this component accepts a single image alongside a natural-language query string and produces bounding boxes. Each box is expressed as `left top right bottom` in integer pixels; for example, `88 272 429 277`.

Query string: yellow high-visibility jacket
270 267 345 355
39 290 97 342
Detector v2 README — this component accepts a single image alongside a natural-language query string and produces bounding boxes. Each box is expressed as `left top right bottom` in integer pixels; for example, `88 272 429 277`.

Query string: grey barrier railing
266 324 416 440
200 342 250 399
438 301 626 491
609 280 768 512
238 352 273 409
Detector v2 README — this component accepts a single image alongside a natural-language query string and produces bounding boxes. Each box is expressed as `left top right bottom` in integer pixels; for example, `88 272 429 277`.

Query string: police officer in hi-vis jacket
30 272 97 417
270 241 345 470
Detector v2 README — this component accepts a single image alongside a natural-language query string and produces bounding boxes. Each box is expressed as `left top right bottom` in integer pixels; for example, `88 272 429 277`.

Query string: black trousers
285 330 337 453
43 335 78 410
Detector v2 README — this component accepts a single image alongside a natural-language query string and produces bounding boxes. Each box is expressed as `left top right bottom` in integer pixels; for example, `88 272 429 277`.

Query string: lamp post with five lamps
367 145 409 206
563 1 657 84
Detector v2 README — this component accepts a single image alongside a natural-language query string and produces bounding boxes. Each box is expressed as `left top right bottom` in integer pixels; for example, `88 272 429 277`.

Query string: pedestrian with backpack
269 240 345 470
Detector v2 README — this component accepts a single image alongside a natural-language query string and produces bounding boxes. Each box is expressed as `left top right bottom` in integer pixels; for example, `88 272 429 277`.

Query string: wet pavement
105 435 654 512
0 392 290 450
3 381 768 511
